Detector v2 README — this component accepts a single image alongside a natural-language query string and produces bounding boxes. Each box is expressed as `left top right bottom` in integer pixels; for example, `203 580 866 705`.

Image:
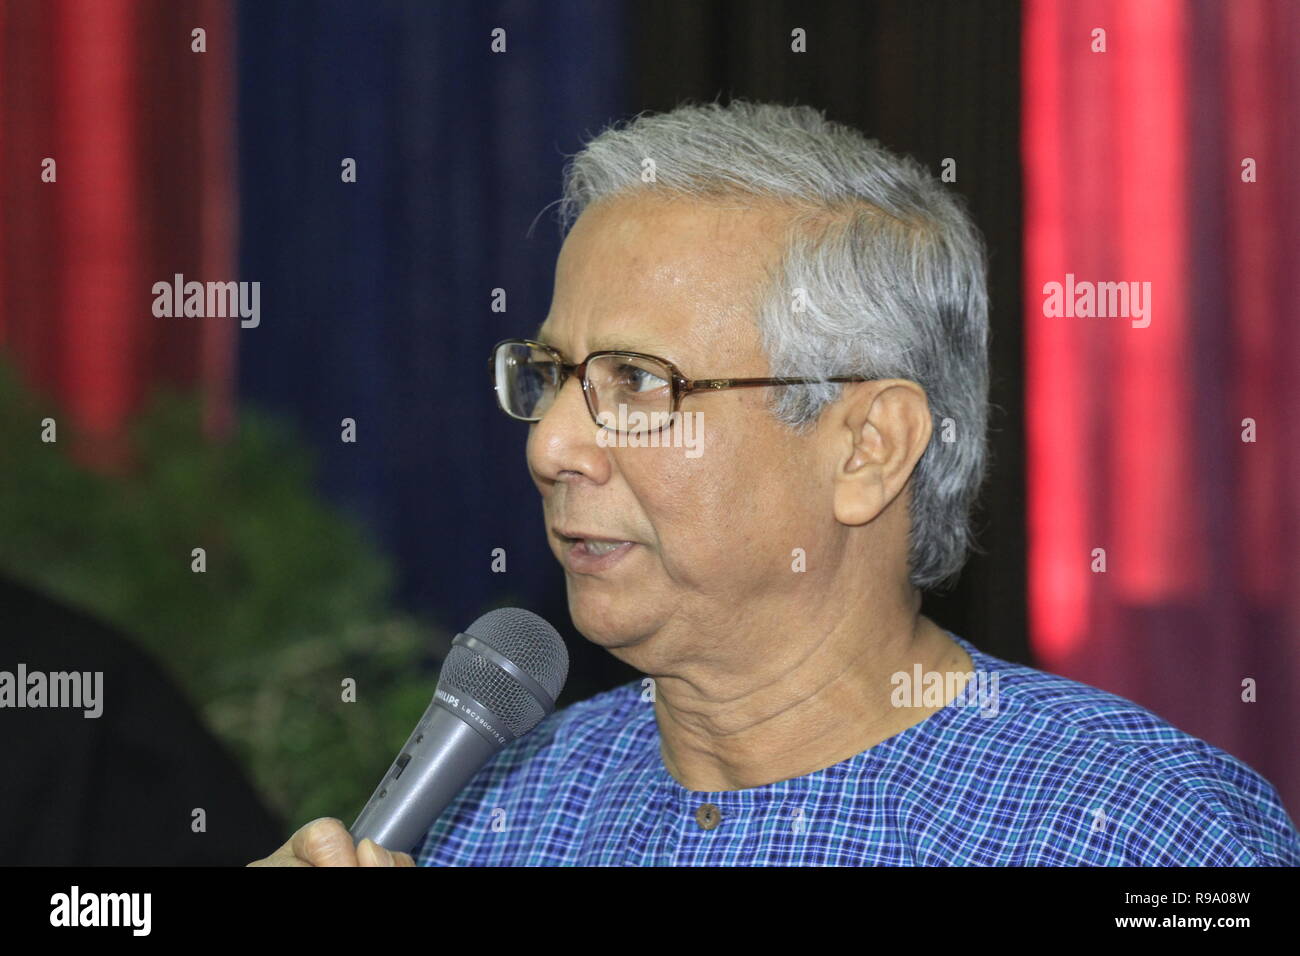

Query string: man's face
527 193 837 671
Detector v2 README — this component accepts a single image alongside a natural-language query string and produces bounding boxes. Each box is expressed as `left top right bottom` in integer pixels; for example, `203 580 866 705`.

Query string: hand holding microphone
246 818 414 867
246 607 568 866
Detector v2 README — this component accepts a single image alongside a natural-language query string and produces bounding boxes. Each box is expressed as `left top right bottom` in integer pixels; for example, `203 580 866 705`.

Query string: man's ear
831 379 933 526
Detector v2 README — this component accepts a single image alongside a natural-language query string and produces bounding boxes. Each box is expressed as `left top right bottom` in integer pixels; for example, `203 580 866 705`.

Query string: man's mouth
554 528 638 569
573 539 626 556
555 528 635 546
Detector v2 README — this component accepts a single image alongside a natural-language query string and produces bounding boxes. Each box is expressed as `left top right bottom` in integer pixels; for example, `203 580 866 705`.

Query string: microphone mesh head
437 608 569 738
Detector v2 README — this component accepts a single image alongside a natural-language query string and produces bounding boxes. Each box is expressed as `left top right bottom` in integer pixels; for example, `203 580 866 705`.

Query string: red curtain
1025 0 1300 820
0 0 236 469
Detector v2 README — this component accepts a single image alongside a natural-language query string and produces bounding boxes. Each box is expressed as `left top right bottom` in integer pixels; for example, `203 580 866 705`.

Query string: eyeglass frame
489 337 875 434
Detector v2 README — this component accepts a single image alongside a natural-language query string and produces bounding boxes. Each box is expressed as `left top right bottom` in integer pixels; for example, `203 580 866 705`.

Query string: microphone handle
350 701 501 853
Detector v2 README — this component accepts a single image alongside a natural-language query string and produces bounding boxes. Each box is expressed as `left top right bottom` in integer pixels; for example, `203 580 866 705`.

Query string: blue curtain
236 0 630 687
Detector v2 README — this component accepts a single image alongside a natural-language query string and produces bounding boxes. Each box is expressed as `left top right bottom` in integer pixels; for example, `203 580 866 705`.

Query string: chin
566 585 651 650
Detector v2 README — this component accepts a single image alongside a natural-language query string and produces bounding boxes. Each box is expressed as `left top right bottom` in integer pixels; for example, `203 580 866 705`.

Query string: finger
358 837 382 868
358 838 397 867
394 851 416 867
247 856 312 867
291 818 359 867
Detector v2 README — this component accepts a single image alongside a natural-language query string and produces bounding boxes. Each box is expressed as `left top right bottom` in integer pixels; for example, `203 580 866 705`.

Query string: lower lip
562 539 637 574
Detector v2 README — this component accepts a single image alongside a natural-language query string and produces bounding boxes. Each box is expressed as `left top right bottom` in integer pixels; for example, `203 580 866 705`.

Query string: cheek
621 433 783 573
620 450 729 554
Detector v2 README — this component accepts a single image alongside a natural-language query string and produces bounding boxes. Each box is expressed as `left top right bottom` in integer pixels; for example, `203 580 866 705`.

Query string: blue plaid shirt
413 632 1300 865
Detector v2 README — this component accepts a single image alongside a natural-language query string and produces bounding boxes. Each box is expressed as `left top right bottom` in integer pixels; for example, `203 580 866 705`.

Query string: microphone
349 607 568 854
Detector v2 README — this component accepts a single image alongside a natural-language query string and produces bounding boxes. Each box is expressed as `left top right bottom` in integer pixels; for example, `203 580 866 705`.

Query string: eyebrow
533 323 675 360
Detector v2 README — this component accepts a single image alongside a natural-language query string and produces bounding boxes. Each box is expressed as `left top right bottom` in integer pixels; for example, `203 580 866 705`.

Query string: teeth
582 539 626 555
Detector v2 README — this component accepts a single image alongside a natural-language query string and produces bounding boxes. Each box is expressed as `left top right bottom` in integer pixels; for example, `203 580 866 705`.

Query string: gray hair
556 100 990 592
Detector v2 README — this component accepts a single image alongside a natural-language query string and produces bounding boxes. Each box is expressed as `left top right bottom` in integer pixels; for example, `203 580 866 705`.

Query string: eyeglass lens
495 343 675 434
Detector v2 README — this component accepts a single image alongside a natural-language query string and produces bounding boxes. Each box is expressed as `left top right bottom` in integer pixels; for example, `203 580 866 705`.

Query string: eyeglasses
489 338 873 436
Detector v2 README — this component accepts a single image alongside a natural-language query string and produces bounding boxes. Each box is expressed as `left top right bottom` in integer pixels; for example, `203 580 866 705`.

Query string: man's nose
528 372 609 479
544 371 594 429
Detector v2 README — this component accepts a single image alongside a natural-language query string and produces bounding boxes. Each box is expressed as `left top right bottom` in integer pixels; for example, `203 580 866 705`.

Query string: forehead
537 193 797 359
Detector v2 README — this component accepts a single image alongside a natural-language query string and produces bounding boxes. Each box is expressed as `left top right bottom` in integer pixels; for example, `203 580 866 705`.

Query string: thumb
293 818 360 867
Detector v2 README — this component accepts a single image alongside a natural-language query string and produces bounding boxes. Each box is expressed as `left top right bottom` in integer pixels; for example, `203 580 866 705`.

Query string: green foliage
0 358 442 830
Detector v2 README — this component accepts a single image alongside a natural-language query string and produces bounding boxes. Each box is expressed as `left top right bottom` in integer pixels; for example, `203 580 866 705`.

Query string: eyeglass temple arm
682 375 870 392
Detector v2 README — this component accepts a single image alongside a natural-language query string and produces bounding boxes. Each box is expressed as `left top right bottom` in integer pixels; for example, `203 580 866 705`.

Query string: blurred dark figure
0 574 283 865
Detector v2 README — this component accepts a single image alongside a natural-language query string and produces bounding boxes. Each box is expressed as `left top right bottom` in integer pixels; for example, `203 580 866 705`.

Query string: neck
649 592 969 792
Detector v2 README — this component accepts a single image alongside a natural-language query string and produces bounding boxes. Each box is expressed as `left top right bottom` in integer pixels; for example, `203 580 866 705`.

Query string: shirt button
695 803 722 830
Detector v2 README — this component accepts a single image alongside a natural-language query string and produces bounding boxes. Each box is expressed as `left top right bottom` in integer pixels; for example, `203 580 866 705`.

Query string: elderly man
252 101 1299 867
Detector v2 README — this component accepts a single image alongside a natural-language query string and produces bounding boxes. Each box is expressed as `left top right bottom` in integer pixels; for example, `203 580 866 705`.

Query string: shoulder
927 635 1300 865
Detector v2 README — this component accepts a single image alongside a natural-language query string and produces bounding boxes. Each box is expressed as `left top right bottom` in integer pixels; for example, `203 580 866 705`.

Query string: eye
523 358 562 381
611 363 669 392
